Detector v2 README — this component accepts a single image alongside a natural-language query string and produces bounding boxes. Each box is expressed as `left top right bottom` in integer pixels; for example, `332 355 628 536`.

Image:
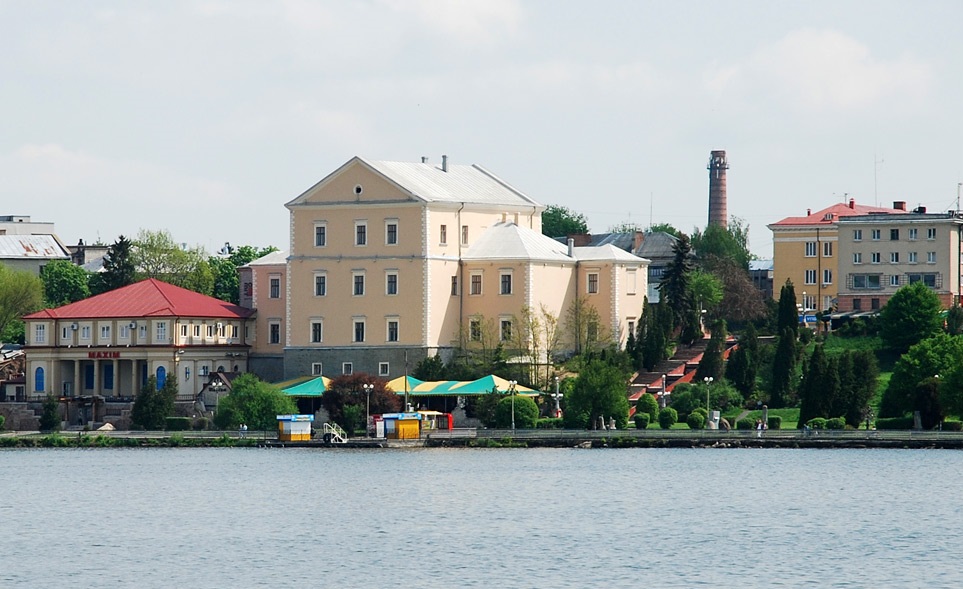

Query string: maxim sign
88 351 121 359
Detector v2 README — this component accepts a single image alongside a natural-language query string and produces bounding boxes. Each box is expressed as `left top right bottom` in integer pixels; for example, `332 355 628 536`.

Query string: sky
3 1 962 259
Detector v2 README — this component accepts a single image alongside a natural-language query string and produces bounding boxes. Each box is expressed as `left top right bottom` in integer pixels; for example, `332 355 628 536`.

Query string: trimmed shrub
658 407 677 429
0 414 5 430
165 417 192 431
767 415 782 430
807 417 828 430
633 413 650 430
495 395 539 429
875 416 915 430
736 417 755 430
192 417 211 431
826 417 846 430
943 420 963 432
635 394 660 423
536 418 563 429
686 412 706 429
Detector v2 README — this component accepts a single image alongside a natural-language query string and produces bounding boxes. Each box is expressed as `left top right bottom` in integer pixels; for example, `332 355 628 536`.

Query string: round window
354 184 363 195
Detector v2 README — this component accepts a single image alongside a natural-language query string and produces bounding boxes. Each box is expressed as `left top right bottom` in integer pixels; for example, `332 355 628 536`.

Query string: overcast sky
3 1 962 258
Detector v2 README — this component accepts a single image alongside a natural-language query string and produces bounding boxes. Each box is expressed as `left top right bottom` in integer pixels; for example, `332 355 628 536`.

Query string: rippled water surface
2 447 961 588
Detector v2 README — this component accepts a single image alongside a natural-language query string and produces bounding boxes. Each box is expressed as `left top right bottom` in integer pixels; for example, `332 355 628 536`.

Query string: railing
439 428 963 442
322 422 348 444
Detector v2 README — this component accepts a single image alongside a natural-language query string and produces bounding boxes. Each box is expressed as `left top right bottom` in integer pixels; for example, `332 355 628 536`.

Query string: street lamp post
552 376 563 418
508 380 517 430
703 376 714 416
661 374 667 408
362 383 374 436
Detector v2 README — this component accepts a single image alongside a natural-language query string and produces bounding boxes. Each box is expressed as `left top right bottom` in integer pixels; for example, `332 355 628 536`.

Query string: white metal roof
0 235 69 260
463 222 572 262
574 245 649 264
244 250 288 266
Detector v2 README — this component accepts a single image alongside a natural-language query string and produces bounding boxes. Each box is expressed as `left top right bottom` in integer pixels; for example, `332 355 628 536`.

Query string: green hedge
736 417 755 430
826 417 846 430
165 417 192 431
767 416 781 430
633 413 650 430
686 412 705 429
943 420 963 432
658 407 677 429
536 418 563 429
875 417 915 430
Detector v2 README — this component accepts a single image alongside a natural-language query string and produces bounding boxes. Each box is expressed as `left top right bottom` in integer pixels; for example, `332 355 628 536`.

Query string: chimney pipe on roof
807 208 811 216
501 212 507 223
849 198 855 209
513 212 519 225
567 238 575 258
442 155 448 172
421 156 428 163
894 201 906 211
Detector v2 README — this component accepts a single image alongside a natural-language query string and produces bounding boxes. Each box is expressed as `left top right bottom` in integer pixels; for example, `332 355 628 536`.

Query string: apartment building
768 199 906 312
836 211 963 312
245 156 649 380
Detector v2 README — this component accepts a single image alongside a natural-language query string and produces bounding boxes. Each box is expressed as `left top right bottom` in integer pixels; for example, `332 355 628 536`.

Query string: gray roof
0 235 69 260
634 231 678 259
244 250 288 267
749 259 774 271
365 159 541 207
464 223 647 265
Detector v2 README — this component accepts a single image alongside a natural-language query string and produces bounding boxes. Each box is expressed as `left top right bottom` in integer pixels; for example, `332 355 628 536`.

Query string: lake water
2 447 960 588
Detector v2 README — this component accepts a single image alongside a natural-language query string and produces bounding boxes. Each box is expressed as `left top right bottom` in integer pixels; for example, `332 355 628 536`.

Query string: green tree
689 269 724 320
695 320 726 382
322 373 401 433
770 327 798 408
541 204 589 238
39 393 61 431
563 360 630 429
725 323 758 398
413 355 447 381
946 304 963 335
635 393 659 423
776 279 798 338
658 233 694 331
209 245 278 304
90 235 136 295
40 259 90 307
880 333 963 417
494 395 539 428
0 263 43 340
879 282 944 353
691 217 753 271
132 229 214 294
914 376 944 429
131 375 177 430
214 373 298 431
648 223 681 238
798 345 839 426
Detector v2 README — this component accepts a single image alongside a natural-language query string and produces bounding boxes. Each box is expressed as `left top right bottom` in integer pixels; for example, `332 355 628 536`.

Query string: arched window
35 367 45 393
156 366 166 390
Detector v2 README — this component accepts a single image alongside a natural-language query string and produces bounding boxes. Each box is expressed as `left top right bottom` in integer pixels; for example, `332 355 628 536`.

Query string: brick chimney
707 150 728 228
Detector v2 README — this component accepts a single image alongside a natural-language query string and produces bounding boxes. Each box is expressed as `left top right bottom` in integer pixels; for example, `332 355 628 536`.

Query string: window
872 229 881 240
354 320 365 343
121 325 132 339
587 272 599 294
312 363 323 376
387 319 399 342
890 275 900 287
199 365 209 376
470 318 481 342
823 242 833 257
156 321 167 342
355 222 367 246
908 273 938 288
804 269 816 285
871 298 880 310
627 269 637 295
853 298 862 311
353 272 365 296
35 367 44 392
909 228 918 240
268 322 281 344
314 273 327 296
908 252 918 264
927 252 936 264
314 223 327 247
890 252 900 263
440 225 447 245
207 325 215 338
853 253 862 264
871 252 881 264
386 272 398 295
627 320 636 336
853 229 863 241
927 228 937 240
81 325 91 340
461 225 469 245
385 221 398 245
500 319 512 341
802 294 815 310
34 324 46 344
231 325 238 338
500 272 512 295
102 325 111 340
379 362 390 376
852 275 881 289
470 273 482 295
193 325 200 337
311 320 323 343
823 269 833 285
451 276 458 296
890 228 900 241
805 242 817 257
342 362 353 375
270 276 280 299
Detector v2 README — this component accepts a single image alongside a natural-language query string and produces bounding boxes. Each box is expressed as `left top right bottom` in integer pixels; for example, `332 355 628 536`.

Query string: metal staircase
322 422 348 444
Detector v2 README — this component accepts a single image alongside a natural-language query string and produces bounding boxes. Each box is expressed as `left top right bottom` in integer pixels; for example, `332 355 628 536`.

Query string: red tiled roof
769 201 906 227
24 278 254 320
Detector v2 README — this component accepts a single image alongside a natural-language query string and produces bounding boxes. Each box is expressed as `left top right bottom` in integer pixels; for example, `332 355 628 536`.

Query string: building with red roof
767 198 908 316
22 279 254 426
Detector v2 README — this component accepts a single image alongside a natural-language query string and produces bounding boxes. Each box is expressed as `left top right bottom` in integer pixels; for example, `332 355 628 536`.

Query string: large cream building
244 156 649 380
768 198 905 312
836 211 963 312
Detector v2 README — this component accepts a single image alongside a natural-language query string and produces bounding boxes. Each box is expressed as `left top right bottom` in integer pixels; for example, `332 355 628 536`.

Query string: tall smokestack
707 150 729 228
